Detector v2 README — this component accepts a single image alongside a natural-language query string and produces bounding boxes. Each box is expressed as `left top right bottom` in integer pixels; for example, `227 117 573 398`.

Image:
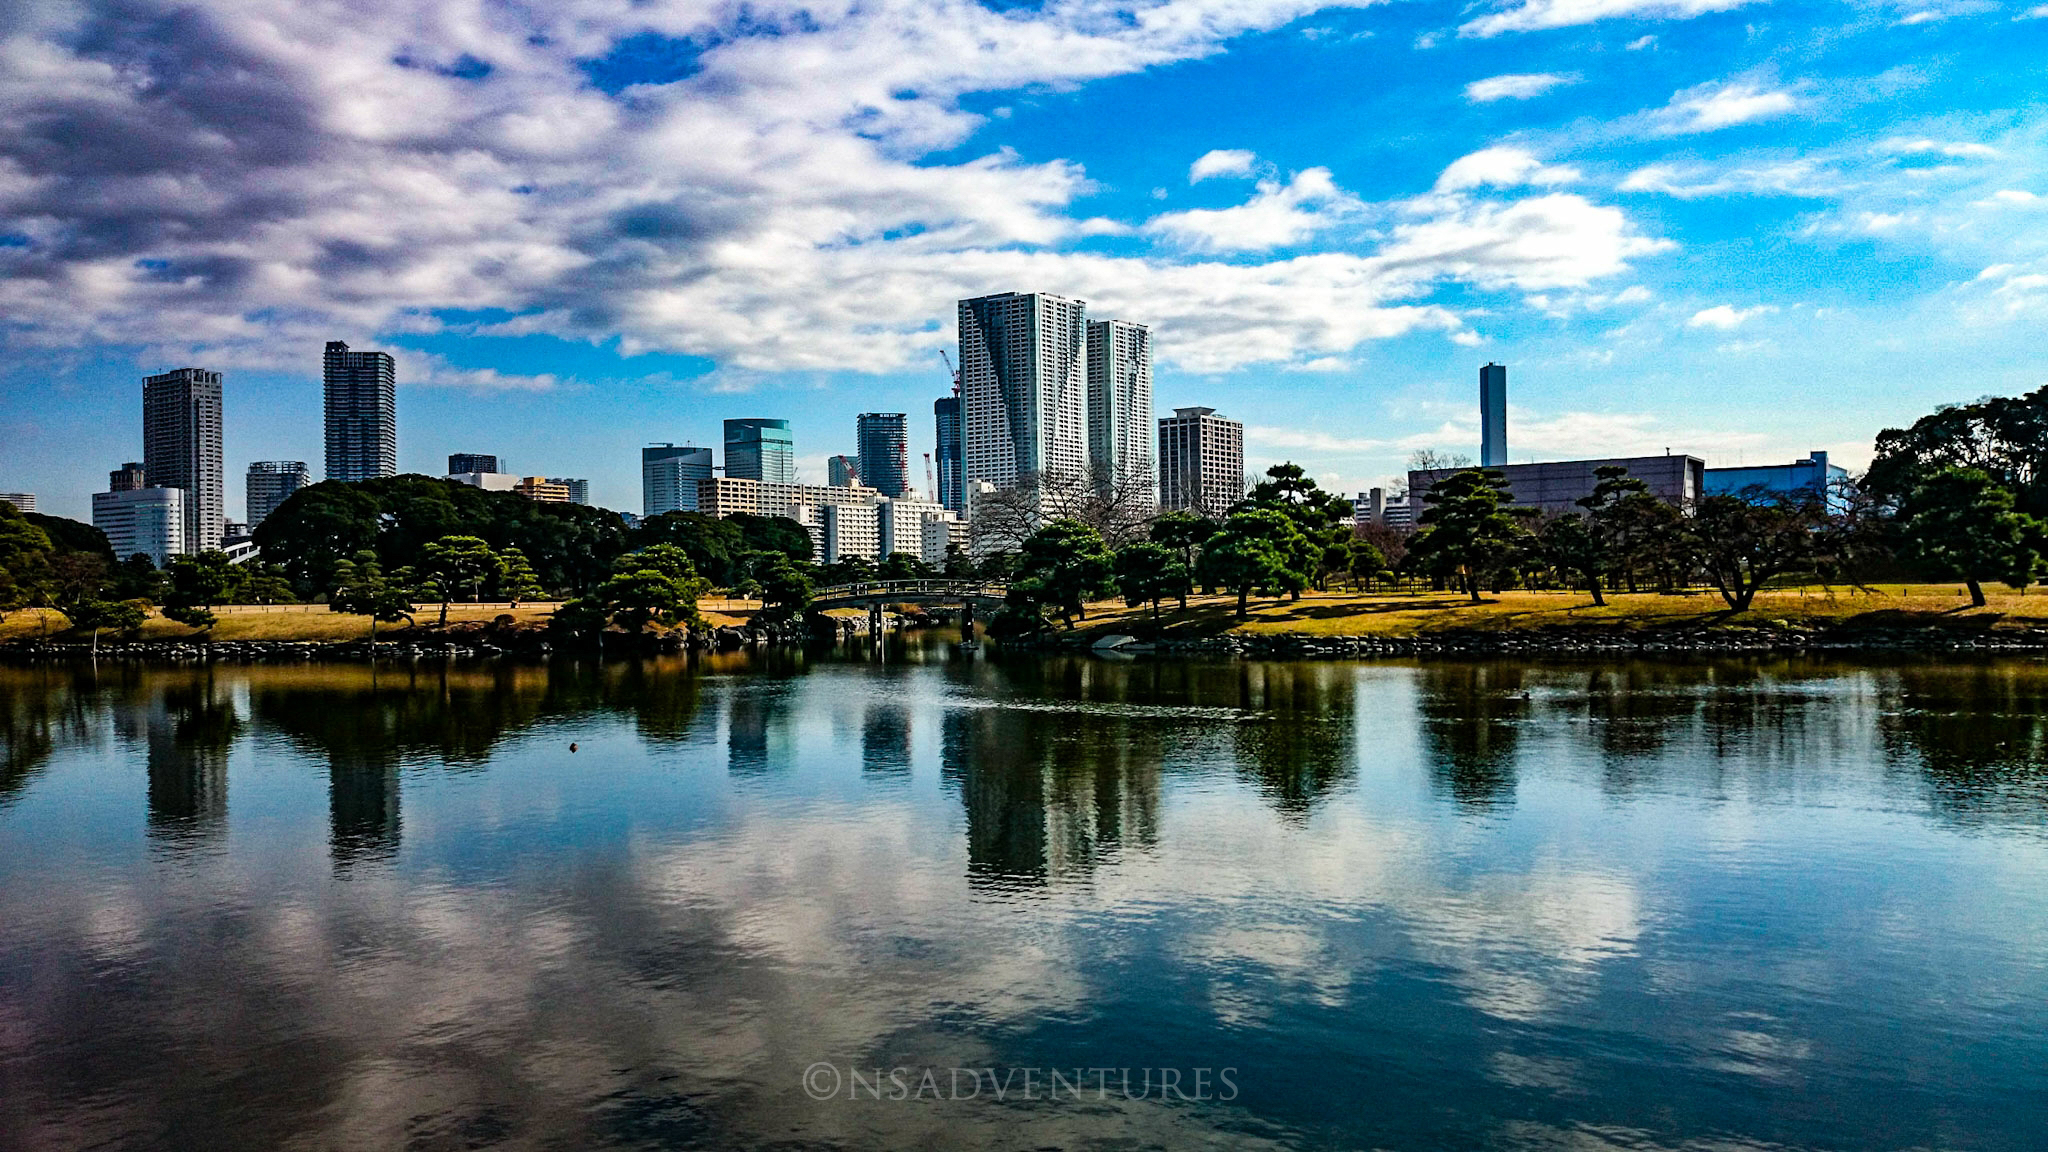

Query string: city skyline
5 3 2045 518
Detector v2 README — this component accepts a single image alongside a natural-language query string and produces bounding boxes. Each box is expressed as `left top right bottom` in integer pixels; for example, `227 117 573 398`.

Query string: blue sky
3 0 2046 520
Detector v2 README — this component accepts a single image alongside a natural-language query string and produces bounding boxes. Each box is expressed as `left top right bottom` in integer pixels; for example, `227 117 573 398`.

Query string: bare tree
969 465 1158 553
1407 449 1475 473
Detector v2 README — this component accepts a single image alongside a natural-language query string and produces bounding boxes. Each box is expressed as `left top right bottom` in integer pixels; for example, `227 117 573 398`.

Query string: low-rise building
448 471 520 492
0 492 34 514
514 476 570 503
698 476 889 561
546 478 592 506
1704 451 1848 511
94 487 185 565
1409 454 1704 518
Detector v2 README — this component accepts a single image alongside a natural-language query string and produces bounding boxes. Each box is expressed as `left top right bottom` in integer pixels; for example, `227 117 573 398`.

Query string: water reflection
2 652 2048 1152
144 679 237 847
1417 663 1527 808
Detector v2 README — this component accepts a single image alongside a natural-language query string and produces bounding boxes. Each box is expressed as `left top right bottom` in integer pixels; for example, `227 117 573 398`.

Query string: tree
496 546 544 605
1866 386 2048 516
878 551 935 580
1685 494 1820 612
0 501 55 620
969 465 1158 553
1009 519 1115 629
754 556 814 623
1403 470 1535 601
1149 510 1218 608
61 596 145 655
1112 541 1187 620
1538 513 1610 606
419 535 504 624
818 554 877 586
1897 467 2044 607
1199 512 1294 619
1344 536 1390 590
1236 463 1354 590
584 547 711 634
162 551 240 632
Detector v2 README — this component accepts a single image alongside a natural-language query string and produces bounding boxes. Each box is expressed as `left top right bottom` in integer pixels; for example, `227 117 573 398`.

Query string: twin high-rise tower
956 291 1152 500
141 367 225 552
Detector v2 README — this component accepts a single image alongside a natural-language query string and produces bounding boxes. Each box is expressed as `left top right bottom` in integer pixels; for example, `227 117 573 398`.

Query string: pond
2 646 2045 1150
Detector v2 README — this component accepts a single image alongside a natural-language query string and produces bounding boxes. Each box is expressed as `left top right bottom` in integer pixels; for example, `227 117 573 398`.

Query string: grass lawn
1062 583 2048 640
0 598 771 644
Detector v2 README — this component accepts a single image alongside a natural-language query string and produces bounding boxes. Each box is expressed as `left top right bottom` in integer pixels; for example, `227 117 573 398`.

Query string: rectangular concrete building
94 487 185 566
143 366 224 553
1157 407 1244 517
1409 454 1705 518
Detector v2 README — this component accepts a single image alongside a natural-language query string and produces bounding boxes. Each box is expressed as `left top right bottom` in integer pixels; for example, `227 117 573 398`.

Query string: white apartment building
819 503 881 564
697 476 887 562
1157 407 1244 518
1087 319 1152 497
94 487 185 566
877 497 966 567
921 515 969 568
959 292 1089 492
0 492 34 513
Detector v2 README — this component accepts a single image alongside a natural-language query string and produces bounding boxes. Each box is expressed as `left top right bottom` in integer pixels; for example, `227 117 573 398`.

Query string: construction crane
938 349 959 390
924 452 936 500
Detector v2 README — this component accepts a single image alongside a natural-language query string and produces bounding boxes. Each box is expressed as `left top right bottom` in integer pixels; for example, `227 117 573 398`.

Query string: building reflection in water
1417 663 1527 809
144 678 238 848
861 703 911 776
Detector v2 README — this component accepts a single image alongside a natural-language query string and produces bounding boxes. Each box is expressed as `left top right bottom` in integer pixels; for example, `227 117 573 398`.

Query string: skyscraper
642 444 714 516
1086 318 1152 497
448 453 498 475
958 291 1088 492
933 393 963 513
828 455 860 487
143 366 224 553
723 419 795 483
856 412 910 497
1480 362 1507 468
1157 407 1244 518
246 461 310 528
324 341 397 482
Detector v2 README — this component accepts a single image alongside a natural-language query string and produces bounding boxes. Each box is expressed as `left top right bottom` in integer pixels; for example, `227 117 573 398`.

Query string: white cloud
1687 303 1775 329
1977 189 2042 207
1189 148 1258 183
1649 78 1803 134
1620 158 1835 198
1625 34 1659 49
1875 137 1999 159
0 0 1679 379
1459 0 1762 39
1147 168 1362 251
2020 4 2048 18
1434 148 1582 192
1464 72 1580 103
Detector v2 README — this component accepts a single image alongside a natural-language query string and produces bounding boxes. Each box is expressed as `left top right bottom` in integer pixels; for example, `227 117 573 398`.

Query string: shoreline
9 619 2048 662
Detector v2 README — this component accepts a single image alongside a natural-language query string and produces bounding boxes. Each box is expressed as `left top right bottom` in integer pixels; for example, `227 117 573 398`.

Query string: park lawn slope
1060 585 2048 642
0 600 767 644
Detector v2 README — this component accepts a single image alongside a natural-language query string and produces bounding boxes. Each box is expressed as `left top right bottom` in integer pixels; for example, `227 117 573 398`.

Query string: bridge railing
811 580 1011 603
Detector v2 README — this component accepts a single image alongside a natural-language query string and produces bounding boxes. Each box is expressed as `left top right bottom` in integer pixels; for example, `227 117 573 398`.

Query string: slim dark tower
324 341 397 483
856 412 910 498
143 367 224 553
934 393 963 512
1480 362 1507 468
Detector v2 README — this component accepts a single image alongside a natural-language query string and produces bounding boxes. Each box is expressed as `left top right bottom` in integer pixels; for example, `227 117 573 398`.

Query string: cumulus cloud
1189 148 1258 182
1434 148 1582 192
1649 78 1803 134
1687 304 1774 329
1464 72 1580 103
1459 0 1761 38
1147 168 1362 251
0 0 1671 378
1620 158 1836 198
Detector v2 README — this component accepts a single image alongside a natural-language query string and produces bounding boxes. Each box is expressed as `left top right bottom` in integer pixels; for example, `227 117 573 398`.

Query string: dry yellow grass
0 598 774 642
1069 583 2048 639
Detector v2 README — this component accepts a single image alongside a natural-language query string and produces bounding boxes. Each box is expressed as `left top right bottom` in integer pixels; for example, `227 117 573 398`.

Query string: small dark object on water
569 743 578 753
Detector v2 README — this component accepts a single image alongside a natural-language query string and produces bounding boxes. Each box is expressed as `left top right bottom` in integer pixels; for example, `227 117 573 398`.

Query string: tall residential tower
1086 319 1152 498
324 342 397 482
958 291 1088 492
143 366 224 553
933 393 963 513
643 444 715 516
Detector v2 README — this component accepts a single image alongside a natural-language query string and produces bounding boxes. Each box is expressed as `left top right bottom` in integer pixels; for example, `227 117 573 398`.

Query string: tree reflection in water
1417 663 1528 809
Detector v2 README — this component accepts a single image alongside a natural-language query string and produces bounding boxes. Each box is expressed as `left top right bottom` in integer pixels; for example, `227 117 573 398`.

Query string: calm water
2 645 2046 1151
